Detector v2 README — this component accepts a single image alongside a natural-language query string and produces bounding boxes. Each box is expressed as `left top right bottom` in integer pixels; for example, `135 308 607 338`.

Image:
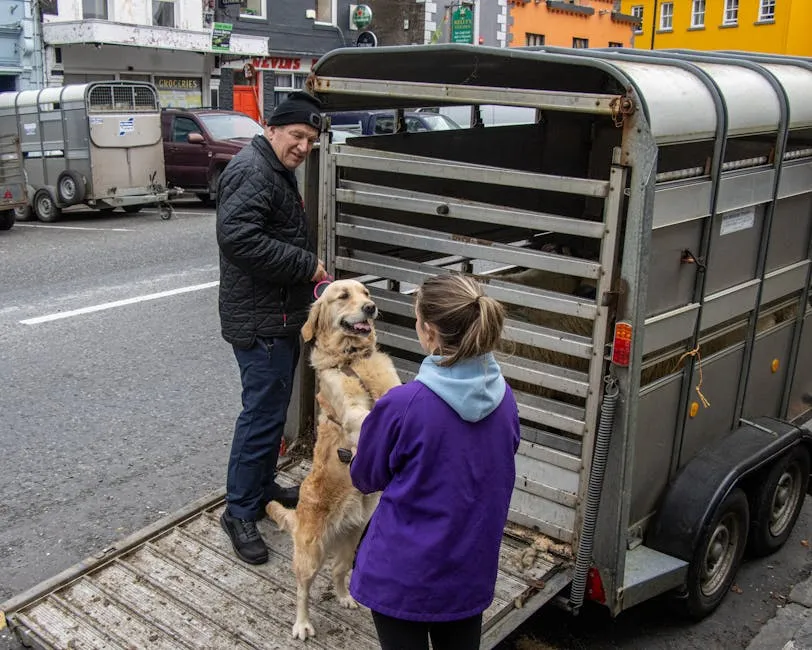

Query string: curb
747 573 812 649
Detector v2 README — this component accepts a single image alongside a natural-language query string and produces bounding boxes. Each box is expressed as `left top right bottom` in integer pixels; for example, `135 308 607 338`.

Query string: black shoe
220 511 268 565
266 484 300 509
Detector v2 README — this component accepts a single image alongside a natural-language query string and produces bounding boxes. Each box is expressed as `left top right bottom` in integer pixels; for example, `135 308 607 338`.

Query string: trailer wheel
749 447 810 557
0 209 14 230
685 487 749 619
33 189 61 222
122 205 143 214
13 204 33 221
56 170 86 205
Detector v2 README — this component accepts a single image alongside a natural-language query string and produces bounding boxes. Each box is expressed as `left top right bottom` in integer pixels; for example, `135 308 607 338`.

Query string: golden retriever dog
267 279 401 640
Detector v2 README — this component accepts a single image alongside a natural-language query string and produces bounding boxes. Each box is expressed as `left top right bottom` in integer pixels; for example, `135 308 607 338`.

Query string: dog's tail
266 501 297 533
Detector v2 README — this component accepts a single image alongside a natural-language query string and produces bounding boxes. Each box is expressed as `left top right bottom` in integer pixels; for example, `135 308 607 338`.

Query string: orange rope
673 347 711 408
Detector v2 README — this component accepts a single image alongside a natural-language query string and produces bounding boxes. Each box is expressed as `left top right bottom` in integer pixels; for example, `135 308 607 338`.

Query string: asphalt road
1 202 810 649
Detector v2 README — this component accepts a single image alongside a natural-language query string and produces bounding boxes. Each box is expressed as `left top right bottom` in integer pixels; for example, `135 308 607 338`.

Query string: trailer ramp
1 462 570 650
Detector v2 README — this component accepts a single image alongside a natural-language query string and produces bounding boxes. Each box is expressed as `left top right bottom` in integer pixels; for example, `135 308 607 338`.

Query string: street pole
650 0 659 50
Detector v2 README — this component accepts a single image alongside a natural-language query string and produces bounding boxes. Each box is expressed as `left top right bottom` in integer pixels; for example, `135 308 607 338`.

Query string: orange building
508 0 640 49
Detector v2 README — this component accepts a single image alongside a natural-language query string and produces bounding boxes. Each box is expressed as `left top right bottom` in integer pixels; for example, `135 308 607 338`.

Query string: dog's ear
301 298 323 342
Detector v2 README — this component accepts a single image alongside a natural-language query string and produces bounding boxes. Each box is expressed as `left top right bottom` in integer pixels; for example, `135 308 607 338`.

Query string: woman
349 274 521 650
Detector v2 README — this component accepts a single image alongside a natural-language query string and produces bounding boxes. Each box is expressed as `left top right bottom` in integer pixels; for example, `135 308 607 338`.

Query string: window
659 2 673 30
723 0 739 25
152 0 176 28
691 0 705 27
273 73 308 107
82 0 107 19
759 0 776 22
172 117 202 143
526 33 545 46
608 41 623 47
631 5 643 34
316 0 336 24
240 0 264 19
572 37 589 48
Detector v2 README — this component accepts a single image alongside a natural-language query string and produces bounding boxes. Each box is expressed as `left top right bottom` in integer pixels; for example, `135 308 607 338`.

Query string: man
216 91 328 565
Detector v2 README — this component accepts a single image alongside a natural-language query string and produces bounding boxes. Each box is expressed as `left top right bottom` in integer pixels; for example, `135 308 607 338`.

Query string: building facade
41 0 268 108
621 0 812 56
508 0 638 49
215 0 353 120
0 0 46 91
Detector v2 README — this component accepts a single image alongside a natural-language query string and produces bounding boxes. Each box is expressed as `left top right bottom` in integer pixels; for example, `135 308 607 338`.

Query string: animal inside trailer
2 46 812 650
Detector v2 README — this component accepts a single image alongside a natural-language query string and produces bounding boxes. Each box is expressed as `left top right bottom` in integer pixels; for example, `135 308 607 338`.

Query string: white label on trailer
720 207 755 236
89 117 103 125
23 122 36 136
118 117 134 136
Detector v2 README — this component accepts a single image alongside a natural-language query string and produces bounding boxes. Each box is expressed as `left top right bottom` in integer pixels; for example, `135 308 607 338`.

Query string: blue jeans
226 336 300 520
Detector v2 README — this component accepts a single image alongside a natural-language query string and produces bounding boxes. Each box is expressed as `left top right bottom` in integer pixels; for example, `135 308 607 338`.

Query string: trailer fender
646 416 811 563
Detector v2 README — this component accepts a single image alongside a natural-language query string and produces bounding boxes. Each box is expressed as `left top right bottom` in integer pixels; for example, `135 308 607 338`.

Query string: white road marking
14 224 134 232
20 281 220 325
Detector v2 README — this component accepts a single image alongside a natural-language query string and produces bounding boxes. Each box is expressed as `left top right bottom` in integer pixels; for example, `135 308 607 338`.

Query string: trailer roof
311 45 812 144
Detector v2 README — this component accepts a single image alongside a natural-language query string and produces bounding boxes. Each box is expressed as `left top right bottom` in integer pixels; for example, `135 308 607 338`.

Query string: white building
41 0 269 107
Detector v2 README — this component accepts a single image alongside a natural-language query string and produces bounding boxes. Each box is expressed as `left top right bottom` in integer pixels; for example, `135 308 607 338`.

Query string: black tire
33 189 61 222
208 167 223 203
0 210 14 230
196 193 215 207
122 205 143 214
685 487 749 620
749 446 810 557
56 170 86 205
13 204 33 221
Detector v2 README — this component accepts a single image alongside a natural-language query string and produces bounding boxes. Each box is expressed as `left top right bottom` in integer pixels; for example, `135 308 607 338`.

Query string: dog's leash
313 274 334 299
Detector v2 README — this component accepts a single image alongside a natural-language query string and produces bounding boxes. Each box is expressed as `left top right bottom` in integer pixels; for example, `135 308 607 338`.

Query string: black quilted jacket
216 134 318 348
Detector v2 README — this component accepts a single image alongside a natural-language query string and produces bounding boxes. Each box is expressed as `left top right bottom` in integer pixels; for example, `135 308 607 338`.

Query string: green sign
450 5 473 44
211 22 233 52
352 4 373 29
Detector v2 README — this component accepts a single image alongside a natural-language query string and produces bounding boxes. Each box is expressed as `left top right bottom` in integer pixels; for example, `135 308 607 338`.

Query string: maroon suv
161 108 264 205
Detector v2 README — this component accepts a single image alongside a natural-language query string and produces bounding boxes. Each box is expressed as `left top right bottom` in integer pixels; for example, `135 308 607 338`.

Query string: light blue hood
415 353 506 422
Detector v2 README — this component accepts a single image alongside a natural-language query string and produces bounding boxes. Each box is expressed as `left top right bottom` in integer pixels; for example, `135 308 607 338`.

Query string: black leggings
371 610 482 650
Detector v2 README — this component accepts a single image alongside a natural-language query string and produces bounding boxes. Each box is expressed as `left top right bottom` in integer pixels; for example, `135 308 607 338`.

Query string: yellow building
508 0 639 49
620 0 812 55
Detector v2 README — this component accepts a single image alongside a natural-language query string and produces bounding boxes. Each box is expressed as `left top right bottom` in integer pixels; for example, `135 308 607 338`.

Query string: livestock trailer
0 81 168 222
0 133 26 231
1 46 811 649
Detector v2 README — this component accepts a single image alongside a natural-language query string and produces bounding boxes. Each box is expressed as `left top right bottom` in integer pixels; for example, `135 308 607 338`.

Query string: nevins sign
248 57 320 71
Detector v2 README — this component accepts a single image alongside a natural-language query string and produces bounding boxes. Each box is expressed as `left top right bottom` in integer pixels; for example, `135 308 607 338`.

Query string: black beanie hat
266 91 323 130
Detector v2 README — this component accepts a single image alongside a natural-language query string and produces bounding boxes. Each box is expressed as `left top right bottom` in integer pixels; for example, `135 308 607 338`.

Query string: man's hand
311 259 328 283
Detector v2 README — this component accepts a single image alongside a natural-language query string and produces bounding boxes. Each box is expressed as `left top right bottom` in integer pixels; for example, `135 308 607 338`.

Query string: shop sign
212 22 233 52
245 56 320 72
356 31 377 47
155 77 203 109
352 4 373 29
450 5 474 44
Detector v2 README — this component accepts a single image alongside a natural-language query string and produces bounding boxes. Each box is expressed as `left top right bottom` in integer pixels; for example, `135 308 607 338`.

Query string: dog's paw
338 594 359 609
291 620 316 640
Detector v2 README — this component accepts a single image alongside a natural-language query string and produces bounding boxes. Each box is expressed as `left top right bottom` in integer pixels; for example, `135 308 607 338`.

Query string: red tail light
611 321 632 367
586 567 606 603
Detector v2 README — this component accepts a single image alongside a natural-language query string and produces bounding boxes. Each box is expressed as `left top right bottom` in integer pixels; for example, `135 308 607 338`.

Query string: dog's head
301 279 378 348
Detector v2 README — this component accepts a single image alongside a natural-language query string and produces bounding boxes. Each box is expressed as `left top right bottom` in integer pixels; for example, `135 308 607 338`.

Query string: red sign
249 57 321 71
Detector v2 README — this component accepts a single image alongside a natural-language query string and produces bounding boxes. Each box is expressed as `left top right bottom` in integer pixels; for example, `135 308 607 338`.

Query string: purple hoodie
349 353 520 622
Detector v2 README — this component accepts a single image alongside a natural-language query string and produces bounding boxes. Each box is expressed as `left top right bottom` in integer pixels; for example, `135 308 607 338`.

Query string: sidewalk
747 572 812 650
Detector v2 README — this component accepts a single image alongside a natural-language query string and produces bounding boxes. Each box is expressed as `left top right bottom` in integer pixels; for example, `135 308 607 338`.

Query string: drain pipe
568 375 620 612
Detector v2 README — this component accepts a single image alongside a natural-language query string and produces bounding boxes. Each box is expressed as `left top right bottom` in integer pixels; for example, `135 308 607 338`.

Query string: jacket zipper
281 287 288 327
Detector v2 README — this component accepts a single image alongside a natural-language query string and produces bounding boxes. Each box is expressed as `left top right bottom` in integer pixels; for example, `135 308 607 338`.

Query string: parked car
161 108 263 205
328 110 460 137
418 104 537 128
